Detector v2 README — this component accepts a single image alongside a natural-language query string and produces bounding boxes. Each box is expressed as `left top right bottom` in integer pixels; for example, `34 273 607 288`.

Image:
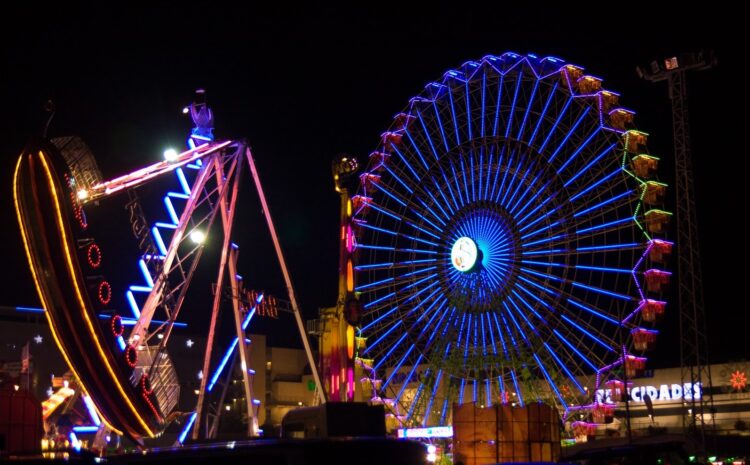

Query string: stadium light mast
637 50 717 446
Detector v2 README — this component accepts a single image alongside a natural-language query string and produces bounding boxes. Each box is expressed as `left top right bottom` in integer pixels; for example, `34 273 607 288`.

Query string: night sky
0 5 739 368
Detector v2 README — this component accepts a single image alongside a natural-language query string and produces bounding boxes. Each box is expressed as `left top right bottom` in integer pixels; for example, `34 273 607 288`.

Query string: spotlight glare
190 230 206 244
164 148 179 162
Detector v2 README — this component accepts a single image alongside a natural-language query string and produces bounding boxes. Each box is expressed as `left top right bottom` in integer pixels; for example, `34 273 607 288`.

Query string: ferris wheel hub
451 236 480 272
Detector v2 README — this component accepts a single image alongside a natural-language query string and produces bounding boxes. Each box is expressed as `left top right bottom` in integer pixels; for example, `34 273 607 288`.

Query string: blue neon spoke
492 73 505 136
509 289 546 323
559 314 616 352
439 163 461 211
566 298 620 325
572 189 633 218
417 110 441 161
569 168 620 202
481 72 487 137
432 98 451 153
360 305 401 333
379 338 415 386
502 162 532 210
508 171 542 214
469 153 476 203
488 146 506 201
503 301 530 345
538 97 573 153
382 163 414 195
576 242 639 251
562 142 617 188
478 148 487 203
543 342 587 394
455 312 468 355
517 275 559 297
458 379 466 405
513 282 555 314
447 84 461 146
570 281 633 301
464 313 474 360
518 203 563 234
516 188 557 227
484 146 494 200
391 145 422 183
499 309 520 352
406 373 429 424
491 312 509 357
553 329 599 372
547 107 592 162
460 156 471 205
521 220 562 241
519 266 564 284
575 264 633 274
533 353 568 409
494 149 515 204
419 297 451 333
440 395 451 425
403 129 431 172
423 369 443 426
355 258 437 271
510 369 524 407
480 313 488 356
528 82 559 147
521 248 565 256
424 182 453 219
575 217 633 235
522 233 566 249
506 294 540 338
395 353 425 403
363 291 396 310
450 160 466 207
505 70 523 139
365 283 441 353
516 77 539 141
365 202 443 239
555 127 603 175
362 320 403 355
370 179 407 207
355 276 394 292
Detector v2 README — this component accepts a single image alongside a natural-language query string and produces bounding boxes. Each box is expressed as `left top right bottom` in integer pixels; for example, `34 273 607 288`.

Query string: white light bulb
164 148 179 162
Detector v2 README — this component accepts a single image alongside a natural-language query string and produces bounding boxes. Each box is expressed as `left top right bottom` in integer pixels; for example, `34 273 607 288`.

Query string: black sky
0 4 741 367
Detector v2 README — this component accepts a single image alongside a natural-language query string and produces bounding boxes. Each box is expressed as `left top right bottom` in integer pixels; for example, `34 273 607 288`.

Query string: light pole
637 50 717 447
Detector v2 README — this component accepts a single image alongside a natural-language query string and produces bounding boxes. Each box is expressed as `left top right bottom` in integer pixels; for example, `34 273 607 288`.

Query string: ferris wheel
352 52 671 427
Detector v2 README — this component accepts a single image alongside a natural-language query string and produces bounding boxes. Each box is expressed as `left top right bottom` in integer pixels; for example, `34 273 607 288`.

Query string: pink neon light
347 367 354 401
89 141 233 199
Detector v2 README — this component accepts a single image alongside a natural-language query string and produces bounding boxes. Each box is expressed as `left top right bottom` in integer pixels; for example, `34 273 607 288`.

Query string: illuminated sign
596 382 702 404
397 426 453 439
451 237 479 272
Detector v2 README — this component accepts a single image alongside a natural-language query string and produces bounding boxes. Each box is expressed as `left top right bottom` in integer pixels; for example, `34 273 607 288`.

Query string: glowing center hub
451 237 480 272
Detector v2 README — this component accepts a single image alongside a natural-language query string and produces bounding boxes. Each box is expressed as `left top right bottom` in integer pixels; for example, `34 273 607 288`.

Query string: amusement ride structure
14 93 324 445
13 51 671 448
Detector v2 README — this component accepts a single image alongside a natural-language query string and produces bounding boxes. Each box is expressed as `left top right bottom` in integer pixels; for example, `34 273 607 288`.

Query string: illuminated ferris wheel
352 52 672 427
